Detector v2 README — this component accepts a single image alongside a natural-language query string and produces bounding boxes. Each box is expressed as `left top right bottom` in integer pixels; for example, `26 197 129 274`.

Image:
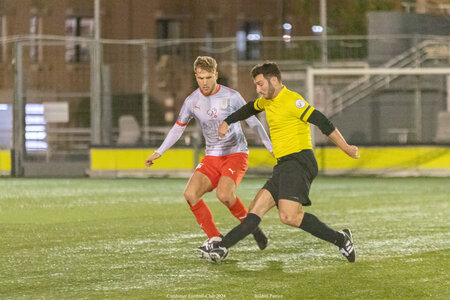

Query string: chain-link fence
1 34 449 175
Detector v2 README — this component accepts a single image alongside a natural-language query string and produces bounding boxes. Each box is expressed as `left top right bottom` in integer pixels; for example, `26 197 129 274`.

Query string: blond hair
193 56 217 73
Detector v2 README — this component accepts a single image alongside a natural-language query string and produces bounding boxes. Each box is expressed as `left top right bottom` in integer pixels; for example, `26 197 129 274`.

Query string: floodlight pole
12 42 25 177
231 42 238 90
306 67 316 148
142 43 150 143
90 0 102 145
447 75 450 112
320 0 328 66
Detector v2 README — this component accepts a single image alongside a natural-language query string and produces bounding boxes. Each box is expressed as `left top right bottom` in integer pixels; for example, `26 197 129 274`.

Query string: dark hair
251 61 281 81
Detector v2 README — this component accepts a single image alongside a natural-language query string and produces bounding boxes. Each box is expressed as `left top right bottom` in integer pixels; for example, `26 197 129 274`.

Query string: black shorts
263 150 318 206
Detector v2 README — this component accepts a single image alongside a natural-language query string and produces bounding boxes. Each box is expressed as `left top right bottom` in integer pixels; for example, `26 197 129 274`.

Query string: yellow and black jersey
254 86 314 159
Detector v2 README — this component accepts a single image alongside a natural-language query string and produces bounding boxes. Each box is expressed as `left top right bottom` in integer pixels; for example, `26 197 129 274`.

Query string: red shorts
195 153 249 190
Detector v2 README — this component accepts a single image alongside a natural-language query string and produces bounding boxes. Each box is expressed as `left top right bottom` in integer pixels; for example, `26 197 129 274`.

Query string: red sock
229 197 248 222
189 199 221 238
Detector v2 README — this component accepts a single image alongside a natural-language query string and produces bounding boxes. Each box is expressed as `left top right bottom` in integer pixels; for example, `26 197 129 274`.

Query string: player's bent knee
215 190 234 207
183 190 199 206
279 213 301 227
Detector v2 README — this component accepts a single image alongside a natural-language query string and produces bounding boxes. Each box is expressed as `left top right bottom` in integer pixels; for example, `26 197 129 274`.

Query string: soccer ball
201 236 222 251
198 236 229 262
199 236 229 263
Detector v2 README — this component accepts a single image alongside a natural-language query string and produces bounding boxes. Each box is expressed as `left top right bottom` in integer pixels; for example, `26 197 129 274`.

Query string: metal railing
328 38 450 116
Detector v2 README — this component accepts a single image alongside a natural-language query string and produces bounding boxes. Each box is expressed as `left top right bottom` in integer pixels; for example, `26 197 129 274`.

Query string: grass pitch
0 177 449 299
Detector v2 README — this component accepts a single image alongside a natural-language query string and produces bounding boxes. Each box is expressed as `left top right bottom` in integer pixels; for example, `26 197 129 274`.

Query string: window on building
65 16 94 63
156 19 182 58
237 21 262 60
30 15 43 63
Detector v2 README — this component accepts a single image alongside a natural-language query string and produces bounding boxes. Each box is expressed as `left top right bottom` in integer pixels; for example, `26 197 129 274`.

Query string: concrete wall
368 11 450 65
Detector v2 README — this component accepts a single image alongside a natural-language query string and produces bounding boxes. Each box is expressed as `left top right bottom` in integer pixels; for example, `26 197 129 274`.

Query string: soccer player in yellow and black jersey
207 62 360 263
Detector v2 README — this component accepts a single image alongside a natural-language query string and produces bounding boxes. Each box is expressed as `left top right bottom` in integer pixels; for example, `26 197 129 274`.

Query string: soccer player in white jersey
145 56 273 254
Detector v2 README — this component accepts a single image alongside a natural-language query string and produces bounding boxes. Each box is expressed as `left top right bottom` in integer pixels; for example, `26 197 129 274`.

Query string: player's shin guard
299 212 344 247
189 199 221 238
228 197 248 221
220 213 261 248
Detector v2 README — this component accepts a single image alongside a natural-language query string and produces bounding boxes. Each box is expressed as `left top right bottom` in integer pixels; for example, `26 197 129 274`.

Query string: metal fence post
12 42 25 177
142 43 150 143
90 40 102 145
102 64 112 145
320 0 328 66
231 42 238 90
90 0 102 146
413 35 422 142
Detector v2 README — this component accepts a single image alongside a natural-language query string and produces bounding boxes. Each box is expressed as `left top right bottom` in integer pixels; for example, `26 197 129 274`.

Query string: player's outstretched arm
145 121 187 167
218 101 260 138
145 152 161 167
307 109 359 159
328 129 359 159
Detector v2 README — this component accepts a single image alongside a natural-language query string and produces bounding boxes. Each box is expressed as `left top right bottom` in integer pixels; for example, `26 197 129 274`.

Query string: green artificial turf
0 177 449 299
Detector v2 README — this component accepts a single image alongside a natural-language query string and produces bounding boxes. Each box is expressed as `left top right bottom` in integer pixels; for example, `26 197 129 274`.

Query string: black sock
299 212 344 247
251 226 264 236
220 213 261 248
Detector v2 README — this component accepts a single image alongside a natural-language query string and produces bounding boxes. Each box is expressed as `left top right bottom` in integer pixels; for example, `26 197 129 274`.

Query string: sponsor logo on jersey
207 107 218 119
220 98 228 109
295 99 306 109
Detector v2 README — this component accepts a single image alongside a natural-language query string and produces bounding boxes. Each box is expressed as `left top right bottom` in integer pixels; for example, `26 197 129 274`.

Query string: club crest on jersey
207 107 218 119
220 98 228 109
295 99 306 109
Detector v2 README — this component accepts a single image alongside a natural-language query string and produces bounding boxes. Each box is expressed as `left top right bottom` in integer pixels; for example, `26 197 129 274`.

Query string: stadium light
25 115 45 125
25 132 47 140
283 23 292 43
247 33 261 41
283 23 292 30
25 125 46 132
25 103 44 114
283 34 292 42
25 140 47 150
312 26 323 33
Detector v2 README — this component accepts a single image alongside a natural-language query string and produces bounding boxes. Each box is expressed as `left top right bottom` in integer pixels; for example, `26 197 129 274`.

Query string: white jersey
156 85 272 156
